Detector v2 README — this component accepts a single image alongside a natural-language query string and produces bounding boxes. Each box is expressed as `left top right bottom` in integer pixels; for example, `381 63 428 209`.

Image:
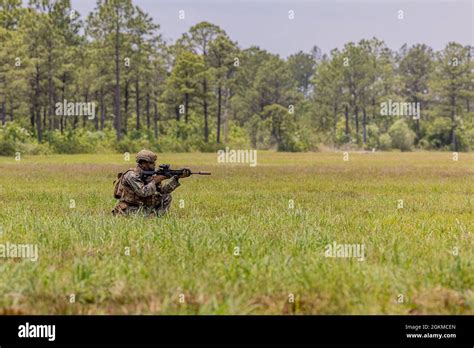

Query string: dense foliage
0 0 472 154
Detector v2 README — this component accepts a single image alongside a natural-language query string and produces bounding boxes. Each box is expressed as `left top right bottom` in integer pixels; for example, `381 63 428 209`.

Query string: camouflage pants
112 194 173 217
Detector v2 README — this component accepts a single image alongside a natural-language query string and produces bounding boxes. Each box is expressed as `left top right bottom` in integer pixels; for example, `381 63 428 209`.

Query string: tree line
0 0 472 155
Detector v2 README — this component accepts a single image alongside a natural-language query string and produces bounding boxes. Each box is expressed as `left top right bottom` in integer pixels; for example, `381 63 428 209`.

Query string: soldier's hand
152 174 167 184
180 169 191 178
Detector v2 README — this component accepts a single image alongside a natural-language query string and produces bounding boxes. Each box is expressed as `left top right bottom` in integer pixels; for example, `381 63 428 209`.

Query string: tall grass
0 152 472 314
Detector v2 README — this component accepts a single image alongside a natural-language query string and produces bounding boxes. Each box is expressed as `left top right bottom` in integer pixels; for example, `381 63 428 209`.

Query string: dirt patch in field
409 286 472 314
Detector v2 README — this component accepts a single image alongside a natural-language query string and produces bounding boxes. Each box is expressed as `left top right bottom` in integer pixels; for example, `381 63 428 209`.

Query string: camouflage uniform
112 150 181 217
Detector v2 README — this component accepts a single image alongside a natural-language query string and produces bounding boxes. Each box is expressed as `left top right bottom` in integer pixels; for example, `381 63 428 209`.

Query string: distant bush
115 137 152 154
423 117 470 151
379 133 393 150
366 124 380 150
0 137 16 156
247 114 272 150
1 114 471 155
335 120 352 146
0 123 51 156
48 129 113 154
466 127 474 151
425 118 452 150
388 119 415 151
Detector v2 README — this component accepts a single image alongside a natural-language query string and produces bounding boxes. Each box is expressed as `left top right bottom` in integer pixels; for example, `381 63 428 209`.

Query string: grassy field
0 151 472 314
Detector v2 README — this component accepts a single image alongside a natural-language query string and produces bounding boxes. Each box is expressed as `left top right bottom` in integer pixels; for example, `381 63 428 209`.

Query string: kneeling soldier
112 149 190 216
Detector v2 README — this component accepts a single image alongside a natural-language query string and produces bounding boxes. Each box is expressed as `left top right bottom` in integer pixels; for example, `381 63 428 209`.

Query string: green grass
0 151 472 314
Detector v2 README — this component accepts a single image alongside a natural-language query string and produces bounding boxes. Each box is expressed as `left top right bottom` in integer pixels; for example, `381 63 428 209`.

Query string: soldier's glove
180 169 191 178
152 174 167 184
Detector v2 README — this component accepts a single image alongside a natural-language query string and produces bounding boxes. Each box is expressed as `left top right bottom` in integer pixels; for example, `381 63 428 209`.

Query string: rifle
141 164 211 179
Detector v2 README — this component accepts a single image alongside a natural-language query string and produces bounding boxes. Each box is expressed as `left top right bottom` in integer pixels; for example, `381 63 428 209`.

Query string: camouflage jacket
119 168 180 206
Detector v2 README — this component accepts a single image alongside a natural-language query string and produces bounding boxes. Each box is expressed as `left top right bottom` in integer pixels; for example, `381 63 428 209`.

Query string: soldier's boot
113 201 140 216
156 194 173 216
112 201 127 216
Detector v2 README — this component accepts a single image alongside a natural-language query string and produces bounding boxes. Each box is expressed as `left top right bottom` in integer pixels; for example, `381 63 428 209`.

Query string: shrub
335 120 352 146
425 118 452 150
379 133 393 151
0 123 51 156
366 124 380 150
388 119 415 151
0 138 16 156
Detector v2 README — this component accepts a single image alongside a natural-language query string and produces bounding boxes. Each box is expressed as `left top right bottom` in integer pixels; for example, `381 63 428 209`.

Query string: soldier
112 149 190 216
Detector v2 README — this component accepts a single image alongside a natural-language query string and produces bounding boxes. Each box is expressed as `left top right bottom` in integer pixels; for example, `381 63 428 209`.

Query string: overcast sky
70 0 473 57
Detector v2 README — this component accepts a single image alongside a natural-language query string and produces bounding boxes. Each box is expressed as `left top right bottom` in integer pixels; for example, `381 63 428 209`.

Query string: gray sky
71 0 473 57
